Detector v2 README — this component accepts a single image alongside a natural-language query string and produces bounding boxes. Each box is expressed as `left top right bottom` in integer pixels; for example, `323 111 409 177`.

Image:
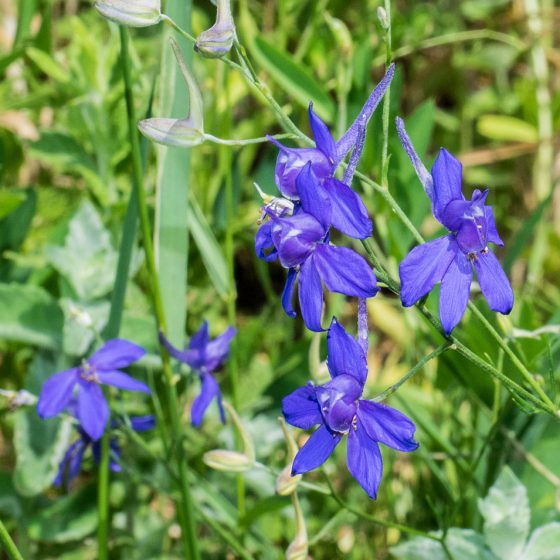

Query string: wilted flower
55 416 155 487
255 167 378 332
282 319 418 499
95 0 161 28
396 117 514 335
159 321 235 426
195 0 235 58
37 339 149 441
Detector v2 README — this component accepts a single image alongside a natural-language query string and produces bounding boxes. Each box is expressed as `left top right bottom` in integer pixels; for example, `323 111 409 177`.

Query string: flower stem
118 26 199 560
380 0 392 187
97 430 111 560
0 520 24 560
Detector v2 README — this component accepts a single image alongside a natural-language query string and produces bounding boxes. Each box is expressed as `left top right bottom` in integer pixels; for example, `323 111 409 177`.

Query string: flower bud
138 39 205 147
377 6 389 29
203 449 253 472
0 389 37 410
95 0 161 28
195 0 235 58
276 464 302 496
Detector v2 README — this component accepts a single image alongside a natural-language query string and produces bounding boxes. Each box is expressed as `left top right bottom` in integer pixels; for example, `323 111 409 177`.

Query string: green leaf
391 529 494 560
187 195 228 298
478 467 530 560
27 484 97 542
0 283 63 349
26 46 71 83
45 201 118 301
477 115 538 143
523 523 560 560
250 36 335 122
0 190 26 220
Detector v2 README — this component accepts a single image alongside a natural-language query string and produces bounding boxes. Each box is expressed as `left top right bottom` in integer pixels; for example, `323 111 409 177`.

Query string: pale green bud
377 6 389 29
203 449 253 472
195 0 235 58
276 465 302 496
95 0 161 28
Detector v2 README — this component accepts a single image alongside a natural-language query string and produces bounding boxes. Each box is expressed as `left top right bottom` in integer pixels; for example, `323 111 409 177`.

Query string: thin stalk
380 0 392 187
204 132 294 145
118 27 199 560
97 430 111 560
0 520 24 560
220 64 245 515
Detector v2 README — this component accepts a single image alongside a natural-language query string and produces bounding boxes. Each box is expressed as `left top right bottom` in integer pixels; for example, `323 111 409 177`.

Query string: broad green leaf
477 115 538 143
391 529 495 560
187 195 228 298
523 523 560 560
250 36 335 122
0 190 25 220
478 467 530 560
26 46 71 83
45 201 118 301
27 484 97 542
0 283 63 349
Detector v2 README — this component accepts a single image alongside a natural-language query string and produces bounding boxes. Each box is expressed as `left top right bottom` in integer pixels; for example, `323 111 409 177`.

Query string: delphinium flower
256 164 378 332
265 66 394 239
37 339 149 441
55 415 155 488
282 319 418 499
159 321 235 426
396 117 514 335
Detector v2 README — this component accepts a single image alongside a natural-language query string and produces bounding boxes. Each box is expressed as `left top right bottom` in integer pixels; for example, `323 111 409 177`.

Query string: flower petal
89 339 145 370
357 400 419 452
326 318 367 385
347 421 383 499
282 384 322 430
97 370 151 394
37 369 78 419
159 331 198 366
130 415 156 432
77 381 109 441
205 326 236 372
191 373 221 427
314 244 378 297
255 220 278 262
399 235 458 307
296 162 332 229
485 206 504 246
308 103 336 162
282 268 298 318
189 321 210 351
298 255 325 332
431 148 464 223
292 424 342 475
474 250 514 314
395 116 434 200
439 252 472 335
322 178 372 239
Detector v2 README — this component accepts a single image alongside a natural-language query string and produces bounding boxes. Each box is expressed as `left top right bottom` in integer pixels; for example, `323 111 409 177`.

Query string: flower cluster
256 72 513 498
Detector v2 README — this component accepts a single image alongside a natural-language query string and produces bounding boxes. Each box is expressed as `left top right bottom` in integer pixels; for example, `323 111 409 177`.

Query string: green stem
373 343 451 401
97 430 111 560
0 520 24 560
204 132 294 145
118 26 199 560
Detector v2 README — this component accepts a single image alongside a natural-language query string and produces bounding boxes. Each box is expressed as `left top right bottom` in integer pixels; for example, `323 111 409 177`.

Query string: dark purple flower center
315 374 362 433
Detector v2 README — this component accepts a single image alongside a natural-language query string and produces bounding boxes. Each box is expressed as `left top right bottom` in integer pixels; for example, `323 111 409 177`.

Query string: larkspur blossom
55 416 155 487
282 319 418 499
37 339 149 441
396 117 514 335
256 165 378 332
159 322 235 426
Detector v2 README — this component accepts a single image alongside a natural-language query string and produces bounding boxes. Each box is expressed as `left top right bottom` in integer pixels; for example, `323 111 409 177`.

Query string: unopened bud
324 13 352 58
195 0 235 58
0 389 37 410
276 464 302 496
203 449 253 472
95 0 161 27
377 6 389 29
139 39 205 147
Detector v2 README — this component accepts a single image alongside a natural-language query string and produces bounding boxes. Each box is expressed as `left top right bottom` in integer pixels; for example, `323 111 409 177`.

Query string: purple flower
159 321 235 426
255 177 378 332
55 415 155 487
282 319 418 499
396 117 514 335
37 339 149 441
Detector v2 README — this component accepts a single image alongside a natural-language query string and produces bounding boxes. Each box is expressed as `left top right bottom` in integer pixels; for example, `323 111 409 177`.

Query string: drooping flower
159 322 235 426
55 415 155 488
37 339 149 441
255 170 378 332
396 117 514 335
282 319 418 499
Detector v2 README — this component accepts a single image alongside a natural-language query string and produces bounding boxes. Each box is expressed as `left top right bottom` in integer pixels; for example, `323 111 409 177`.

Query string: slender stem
204 132 294 145
373 343 451 401
380 0 392 187
97 430 111 560
0 520 24 560
118 27 199 560
161 14 196 42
